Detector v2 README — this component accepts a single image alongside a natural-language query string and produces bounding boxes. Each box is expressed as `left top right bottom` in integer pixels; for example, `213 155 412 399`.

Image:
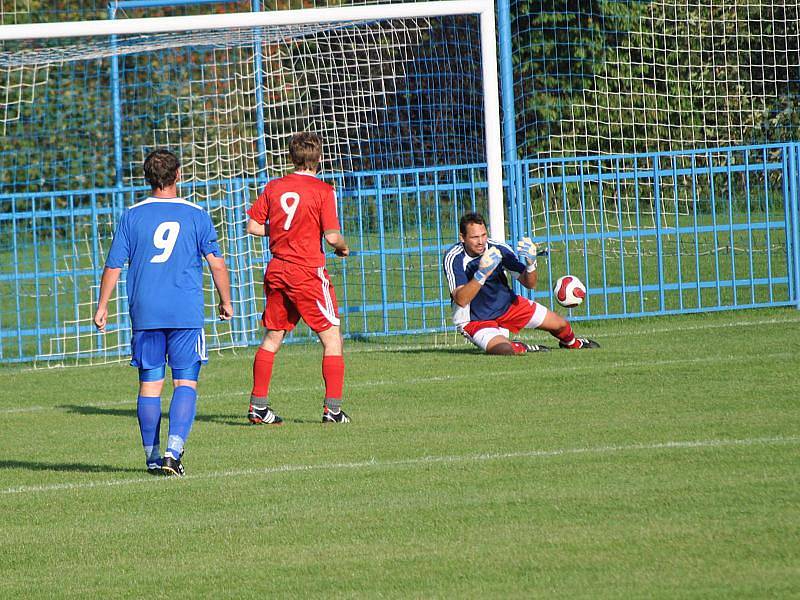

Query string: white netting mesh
0 12 485 364
537 0 800 157
0 0 31 25
520 1 800 242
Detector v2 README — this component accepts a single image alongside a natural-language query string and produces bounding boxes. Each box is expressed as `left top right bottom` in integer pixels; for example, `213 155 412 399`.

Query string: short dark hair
289 132 322 171
459 211 487 236
143 149 180 190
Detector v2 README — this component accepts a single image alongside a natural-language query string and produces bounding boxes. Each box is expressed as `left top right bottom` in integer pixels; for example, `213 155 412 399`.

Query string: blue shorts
130 328 207 371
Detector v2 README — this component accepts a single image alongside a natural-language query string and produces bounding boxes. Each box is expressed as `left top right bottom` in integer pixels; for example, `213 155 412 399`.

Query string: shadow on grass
0 459 141 474
377 347 478 355
58 404 320 427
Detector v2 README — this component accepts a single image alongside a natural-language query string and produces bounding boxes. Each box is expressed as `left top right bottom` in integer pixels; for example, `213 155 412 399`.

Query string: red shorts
461 295 546 339
262 259 340 333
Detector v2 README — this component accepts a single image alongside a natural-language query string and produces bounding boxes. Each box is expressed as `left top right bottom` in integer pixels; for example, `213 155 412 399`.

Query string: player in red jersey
246 132 351 424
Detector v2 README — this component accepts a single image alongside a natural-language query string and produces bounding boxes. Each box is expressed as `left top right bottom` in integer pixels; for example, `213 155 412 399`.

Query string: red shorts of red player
261 259 340 333
461 295 541 338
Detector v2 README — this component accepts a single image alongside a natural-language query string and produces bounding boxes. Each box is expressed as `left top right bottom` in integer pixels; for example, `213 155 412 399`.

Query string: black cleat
517 342 551 353
161 455 185 477
322 406 351 424
560 337 600 350
248 404 283 425
147 458 163 476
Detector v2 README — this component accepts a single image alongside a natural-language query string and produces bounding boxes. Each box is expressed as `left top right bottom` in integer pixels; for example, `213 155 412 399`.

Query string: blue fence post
107 3 125 356
251 0 268 179
376 175 389 333
498 0 517 241
653 155 666 312
792 143 800 309
498 0 517 163
108 4 124 192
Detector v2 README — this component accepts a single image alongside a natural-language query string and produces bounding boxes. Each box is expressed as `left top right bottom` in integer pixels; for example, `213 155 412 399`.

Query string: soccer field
0 308 798 598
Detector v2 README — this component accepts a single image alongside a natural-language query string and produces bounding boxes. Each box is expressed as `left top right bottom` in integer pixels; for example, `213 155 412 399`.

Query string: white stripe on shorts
316 267 340 326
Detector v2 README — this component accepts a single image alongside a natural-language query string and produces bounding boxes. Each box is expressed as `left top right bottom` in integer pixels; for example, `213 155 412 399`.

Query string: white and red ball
553 275 586 308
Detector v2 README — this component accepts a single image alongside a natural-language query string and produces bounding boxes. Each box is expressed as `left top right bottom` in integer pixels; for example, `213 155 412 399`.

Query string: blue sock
137 395 162 465
166 386 197 459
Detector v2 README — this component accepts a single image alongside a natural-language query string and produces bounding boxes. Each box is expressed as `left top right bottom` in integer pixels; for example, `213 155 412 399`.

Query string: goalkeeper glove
474 247 502 285
516 237 538 273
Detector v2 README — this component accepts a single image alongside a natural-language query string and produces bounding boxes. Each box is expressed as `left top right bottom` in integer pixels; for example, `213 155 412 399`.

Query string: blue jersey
442 240 526 325
105 197 222 330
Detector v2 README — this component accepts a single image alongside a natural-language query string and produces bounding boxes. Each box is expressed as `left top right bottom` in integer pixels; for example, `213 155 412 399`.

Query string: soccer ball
553 275 586 308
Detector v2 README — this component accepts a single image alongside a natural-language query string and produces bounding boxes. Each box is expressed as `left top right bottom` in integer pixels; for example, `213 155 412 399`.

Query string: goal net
509 1 800 262
0 1 501 364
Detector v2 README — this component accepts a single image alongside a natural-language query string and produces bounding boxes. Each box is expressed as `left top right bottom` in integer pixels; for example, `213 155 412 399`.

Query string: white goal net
0 1 501 364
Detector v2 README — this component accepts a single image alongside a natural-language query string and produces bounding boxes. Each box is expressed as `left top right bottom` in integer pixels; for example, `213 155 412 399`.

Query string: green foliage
513 1 800 157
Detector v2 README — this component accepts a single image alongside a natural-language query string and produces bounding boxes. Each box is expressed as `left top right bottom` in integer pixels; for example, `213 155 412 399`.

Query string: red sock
510 341 528 354
553 323 580 348
322 355 345 400
251 348 275 400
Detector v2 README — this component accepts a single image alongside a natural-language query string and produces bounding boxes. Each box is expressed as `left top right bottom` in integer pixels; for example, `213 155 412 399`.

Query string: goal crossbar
0 0 486 39
0 0 506 238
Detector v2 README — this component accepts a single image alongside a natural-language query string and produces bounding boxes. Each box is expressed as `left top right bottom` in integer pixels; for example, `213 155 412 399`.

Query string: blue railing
0 143 797 363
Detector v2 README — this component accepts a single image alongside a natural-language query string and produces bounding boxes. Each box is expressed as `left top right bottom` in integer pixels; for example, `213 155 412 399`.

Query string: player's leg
485 333 522 355
138 374 165 473
249 283 296 425
130 330 168 473
462 310 549 355
492 297 553 354
162 375 196 477
316 325 349 423
535 308 600 349
292 266 349 423
161 328 207 476
248 328 286 425
462 324 529 355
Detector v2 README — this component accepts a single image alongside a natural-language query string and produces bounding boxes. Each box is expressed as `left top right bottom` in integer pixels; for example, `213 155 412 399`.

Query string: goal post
0 0 508 363
0 0 506 237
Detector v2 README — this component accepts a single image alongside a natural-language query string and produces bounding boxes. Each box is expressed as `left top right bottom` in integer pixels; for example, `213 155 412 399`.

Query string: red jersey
247 172 340 268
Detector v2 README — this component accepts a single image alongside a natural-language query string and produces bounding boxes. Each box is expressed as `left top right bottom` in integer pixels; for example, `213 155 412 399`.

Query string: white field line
0 349 796 416
1 435 797 496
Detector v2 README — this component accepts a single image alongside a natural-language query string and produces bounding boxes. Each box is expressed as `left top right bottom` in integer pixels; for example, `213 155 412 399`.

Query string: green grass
0 308 799 598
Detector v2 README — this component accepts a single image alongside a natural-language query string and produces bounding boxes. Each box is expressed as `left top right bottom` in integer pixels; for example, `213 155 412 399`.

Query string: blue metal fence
510 143 799 319
0 143 797 363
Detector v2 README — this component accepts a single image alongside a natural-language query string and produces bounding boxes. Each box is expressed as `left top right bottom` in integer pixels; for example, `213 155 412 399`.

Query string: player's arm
515 237 539 290
321 187 348 257
246 218 268 237
451 279 483 307
94 266 122 332
518 269 538 289
206 253 234 320
450 247 502 307
246 186 270 237
324 229 349 257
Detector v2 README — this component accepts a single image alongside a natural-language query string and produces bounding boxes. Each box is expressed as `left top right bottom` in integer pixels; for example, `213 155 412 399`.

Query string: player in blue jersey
93 149 233 476
443 212 598 355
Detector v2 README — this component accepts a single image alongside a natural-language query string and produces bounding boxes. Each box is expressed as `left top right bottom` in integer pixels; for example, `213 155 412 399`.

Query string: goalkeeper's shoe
248 404 283 425
161 454 185 477
322 406 351 424
513 341 551 353
560 337 600 350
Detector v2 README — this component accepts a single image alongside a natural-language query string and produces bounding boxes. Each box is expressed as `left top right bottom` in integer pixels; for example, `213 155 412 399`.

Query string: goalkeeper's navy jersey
442 240 526 326
105 197 221 330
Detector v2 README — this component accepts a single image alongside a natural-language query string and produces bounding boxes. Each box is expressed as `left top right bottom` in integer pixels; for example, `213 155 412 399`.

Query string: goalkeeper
442 212 598 354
